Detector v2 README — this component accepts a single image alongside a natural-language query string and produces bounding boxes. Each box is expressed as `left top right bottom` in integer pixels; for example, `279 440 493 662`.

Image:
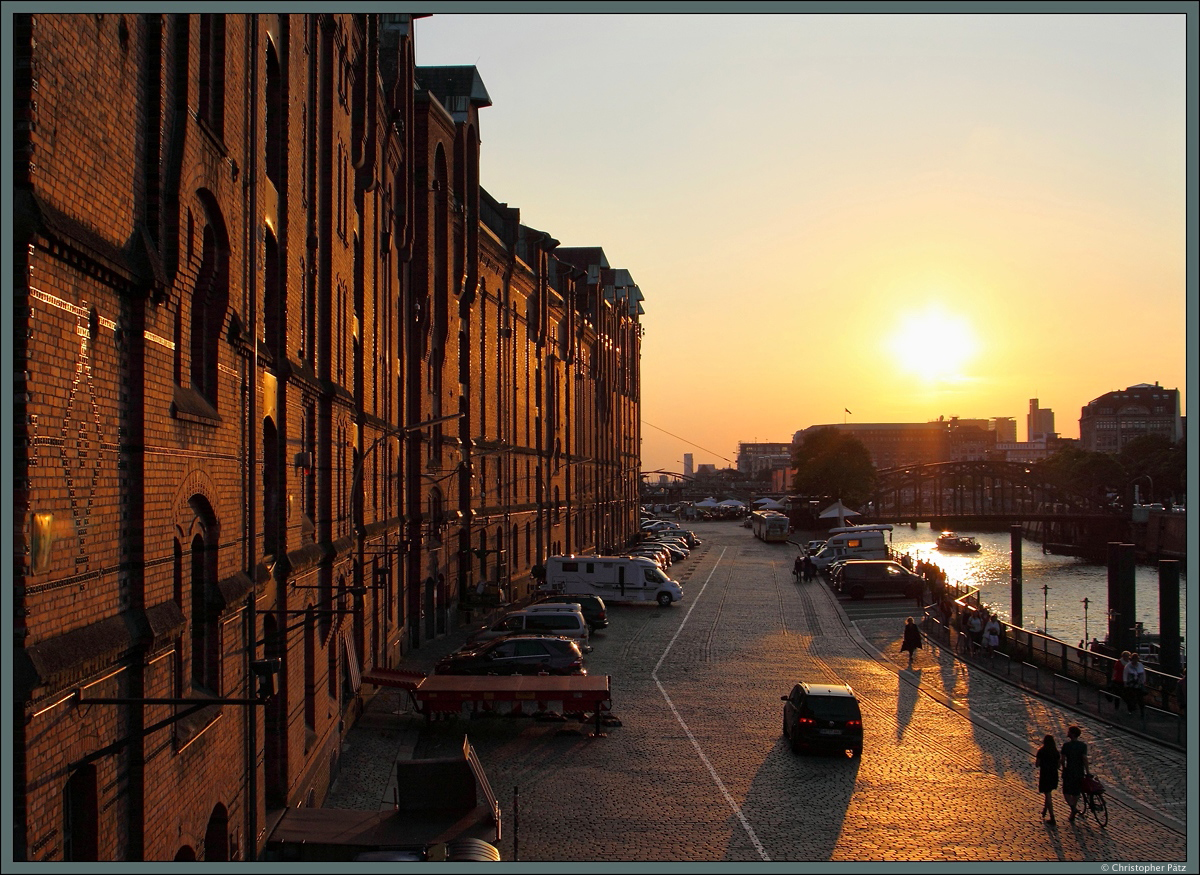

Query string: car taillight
846 719 862 728
796 717 815 725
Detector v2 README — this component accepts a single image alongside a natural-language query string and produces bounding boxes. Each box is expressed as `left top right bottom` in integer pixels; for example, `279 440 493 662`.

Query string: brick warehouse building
11 12 642 862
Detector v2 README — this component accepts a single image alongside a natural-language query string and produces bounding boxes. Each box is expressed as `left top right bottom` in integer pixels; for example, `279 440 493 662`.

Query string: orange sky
415 12 1191 473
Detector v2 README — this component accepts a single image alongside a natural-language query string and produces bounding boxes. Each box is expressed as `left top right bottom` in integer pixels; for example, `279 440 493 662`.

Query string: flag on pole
845 408 852 415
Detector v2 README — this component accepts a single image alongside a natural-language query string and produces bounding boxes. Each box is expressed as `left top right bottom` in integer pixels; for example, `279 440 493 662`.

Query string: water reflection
884 524 1187 645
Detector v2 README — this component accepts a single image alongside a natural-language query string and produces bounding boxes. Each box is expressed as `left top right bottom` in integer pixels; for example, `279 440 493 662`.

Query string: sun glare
888 308 978 380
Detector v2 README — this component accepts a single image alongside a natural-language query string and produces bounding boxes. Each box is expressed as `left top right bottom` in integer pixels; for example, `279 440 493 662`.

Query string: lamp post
1130 473 1153 507
1082 597 1090 645
1042 583 1050 634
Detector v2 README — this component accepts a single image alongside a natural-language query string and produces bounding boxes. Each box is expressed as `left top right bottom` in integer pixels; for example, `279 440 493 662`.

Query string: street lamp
1042 583 1050 634
1130 474 1153 506
1082 597 1090 645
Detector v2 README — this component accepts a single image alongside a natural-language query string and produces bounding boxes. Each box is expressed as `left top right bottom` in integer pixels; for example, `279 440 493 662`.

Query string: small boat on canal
936 531 982 553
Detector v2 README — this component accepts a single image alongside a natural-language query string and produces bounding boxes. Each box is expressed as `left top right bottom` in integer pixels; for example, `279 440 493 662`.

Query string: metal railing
918 588 1185 747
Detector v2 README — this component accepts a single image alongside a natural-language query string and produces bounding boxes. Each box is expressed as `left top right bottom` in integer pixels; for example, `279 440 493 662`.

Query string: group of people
792 552 816 582
1107 650 1149 716
959 607 1003 657
1034 725 1091 825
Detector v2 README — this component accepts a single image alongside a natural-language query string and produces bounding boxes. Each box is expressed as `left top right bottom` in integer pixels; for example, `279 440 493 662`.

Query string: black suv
833 560 924 601
781 682 863 757
435 634 586 676
531 594 608 631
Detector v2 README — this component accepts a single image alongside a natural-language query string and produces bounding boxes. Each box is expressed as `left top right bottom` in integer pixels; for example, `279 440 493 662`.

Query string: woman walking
900 617 923 669
1035 735 1060 825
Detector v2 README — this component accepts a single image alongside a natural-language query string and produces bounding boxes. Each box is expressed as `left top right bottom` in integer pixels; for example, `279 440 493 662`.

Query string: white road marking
652 547 771 862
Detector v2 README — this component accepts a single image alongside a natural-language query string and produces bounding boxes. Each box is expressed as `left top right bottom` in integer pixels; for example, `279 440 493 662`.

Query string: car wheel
657 592 672 607
850 585 866 600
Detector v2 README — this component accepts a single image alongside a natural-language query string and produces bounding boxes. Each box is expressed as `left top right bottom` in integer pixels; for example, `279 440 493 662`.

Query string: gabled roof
416 66 492 120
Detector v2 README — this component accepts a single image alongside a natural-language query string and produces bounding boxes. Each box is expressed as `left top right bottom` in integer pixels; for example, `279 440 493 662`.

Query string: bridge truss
869 461 1115 524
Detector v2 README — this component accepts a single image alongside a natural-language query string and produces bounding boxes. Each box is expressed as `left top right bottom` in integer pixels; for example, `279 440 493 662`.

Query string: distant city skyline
412 13 1189 473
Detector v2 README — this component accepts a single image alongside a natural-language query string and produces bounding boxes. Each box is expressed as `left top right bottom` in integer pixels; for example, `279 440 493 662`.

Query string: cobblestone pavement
327 522 1191 864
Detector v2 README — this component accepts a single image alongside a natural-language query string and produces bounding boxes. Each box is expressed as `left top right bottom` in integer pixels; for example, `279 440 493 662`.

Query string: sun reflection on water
885 525 1186 645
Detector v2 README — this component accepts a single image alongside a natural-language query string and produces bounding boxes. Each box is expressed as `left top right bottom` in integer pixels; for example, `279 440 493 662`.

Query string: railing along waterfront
897 551 1186 746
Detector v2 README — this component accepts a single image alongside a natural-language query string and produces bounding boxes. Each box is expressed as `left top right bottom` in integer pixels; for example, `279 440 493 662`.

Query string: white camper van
539 555 684 607
809 525 893 570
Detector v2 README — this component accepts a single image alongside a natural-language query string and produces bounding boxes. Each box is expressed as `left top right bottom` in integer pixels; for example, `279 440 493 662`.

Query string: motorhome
809 525 893 570
539 555 684 607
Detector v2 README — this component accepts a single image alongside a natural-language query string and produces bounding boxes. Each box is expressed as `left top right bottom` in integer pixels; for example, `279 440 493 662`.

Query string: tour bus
751 510 790 543
538 555 684 607
809 524 893 570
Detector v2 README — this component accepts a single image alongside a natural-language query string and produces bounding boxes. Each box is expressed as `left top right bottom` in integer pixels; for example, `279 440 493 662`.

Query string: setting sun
887 307 979 380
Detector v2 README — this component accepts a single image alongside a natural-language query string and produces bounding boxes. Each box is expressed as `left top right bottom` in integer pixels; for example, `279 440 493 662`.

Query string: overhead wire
640 419 735 464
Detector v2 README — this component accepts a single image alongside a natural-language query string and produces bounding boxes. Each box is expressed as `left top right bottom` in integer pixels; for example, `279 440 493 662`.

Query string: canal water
881 523 1188 649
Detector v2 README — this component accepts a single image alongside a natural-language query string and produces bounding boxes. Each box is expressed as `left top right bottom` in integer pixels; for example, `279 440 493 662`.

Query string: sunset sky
414 11 1190 475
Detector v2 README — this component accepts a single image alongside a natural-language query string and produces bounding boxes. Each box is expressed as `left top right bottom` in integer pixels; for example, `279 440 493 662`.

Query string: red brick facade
12 12 641 862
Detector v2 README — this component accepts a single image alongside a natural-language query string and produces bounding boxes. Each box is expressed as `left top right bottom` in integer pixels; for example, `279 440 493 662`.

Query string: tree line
791 428 1187 511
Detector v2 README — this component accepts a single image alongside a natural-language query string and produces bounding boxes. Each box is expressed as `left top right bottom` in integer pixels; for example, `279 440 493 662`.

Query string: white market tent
755 498 785 510
818 500 861 528
694 498 719 508
717 499 746 508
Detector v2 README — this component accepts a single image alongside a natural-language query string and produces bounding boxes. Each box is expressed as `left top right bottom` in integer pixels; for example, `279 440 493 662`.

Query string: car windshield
806 697 861 721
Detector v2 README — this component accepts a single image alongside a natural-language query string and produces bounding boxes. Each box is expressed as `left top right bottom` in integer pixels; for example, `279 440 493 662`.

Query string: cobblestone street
328 522 1189 863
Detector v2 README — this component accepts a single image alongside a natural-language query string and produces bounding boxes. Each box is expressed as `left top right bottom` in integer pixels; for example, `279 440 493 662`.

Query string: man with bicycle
1060 724 1089 824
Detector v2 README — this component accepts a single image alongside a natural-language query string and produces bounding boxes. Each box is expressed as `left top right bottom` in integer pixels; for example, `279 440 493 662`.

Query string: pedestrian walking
900 616 923 669
793 553 804 582
1123 651 1147 716
983 613 1001 658
1060 725 1089 823
1035 734 1060 825
803 554 815 582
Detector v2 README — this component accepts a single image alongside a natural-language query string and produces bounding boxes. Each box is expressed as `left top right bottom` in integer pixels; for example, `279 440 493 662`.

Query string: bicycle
1080 774 1108 827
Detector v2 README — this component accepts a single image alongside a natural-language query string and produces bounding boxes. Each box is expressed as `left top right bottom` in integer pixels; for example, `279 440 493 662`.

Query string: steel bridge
865 461 1120 526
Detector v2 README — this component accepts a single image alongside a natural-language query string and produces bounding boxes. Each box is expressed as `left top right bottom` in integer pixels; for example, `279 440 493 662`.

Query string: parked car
806 540 827 555
781 682 863 757
648 533 692 551
833 560 924 600
652 530 698 548
648 541 687 562
531 593 609 631
627 546 671 567
436 634 586 676
467 606 591 648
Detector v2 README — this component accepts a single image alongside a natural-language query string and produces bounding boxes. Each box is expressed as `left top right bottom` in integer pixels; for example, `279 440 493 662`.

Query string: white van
539 555 684 607
810 525 893 570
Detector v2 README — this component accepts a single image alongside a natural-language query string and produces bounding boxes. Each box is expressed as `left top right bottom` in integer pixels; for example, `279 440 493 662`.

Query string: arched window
187 496 220 693
263 417 279 556
190 195 229 409
265 41 283 188
264 231 282 357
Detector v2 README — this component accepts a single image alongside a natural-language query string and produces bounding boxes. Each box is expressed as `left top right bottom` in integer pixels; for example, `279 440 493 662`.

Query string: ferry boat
935 531 982 553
